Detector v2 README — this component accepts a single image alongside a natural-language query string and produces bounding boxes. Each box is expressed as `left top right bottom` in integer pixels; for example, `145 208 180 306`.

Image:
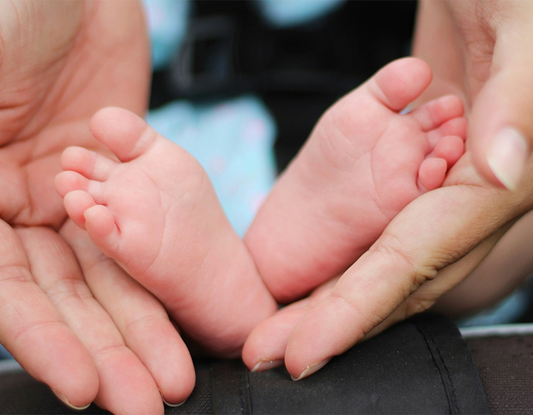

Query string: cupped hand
0 1 193 412
243 152 533 379
6 222 194 412
0 0 148 225
244 0 533 378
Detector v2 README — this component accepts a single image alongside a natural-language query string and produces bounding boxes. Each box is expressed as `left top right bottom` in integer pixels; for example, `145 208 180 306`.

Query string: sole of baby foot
59 107 277 358
245 58 465 304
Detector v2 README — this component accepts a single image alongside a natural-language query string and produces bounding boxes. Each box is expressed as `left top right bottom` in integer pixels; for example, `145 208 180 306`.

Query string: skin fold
2 0 533 410
243 0 533 380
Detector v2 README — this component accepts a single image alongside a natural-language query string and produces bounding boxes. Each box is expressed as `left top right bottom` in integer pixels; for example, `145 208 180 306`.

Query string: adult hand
243 0 533 379
413 0 533 191
244 153 533 379
0 1 193 412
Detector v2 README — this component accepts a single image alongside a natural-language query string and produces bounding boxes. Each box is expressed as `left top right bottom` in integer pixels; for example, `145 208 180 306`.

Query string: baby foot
245 58 466 303
56 108 277 358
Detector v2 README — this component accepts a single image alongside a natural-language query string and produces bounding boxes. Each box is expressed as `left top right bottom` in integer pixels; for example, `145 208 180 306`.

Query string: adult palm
0 2 193 413
0 0 148 224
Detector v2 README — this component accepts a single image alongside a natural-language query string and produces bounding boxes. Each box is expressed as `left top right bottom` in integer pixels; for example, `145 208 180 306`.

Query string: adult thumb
468 13 533 190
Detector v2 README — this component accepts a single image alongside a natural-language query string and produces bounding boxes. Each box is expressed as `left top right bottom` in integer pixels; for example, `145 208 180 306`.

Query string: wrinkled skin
242 0 533 380
0 1 195 413
3 0 533 410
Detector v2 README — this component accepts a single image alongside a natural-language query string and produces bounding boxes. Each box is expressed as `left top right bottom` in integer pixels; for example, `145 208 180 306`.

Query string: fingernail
291 358 331 381
163 397 187 407
251 359 284 372
52 388 90 411
487 127 529 190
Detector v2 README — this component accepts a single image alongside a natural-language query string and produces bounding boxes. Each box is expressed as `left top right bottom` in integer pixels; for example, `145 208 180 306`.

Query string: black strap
0 313 490 414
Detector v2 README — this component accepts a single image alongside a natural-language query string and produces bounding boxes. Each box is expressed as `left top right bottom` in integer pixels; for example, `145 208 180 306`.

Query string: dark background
149 0 418 172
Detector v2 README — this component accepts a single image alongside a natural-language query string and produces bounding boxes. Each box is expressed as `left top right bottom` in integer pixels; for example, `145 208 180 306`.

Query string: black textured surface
246 314 489 414
168 358 213 414
0 369 108 414
0 314 489 414
466 335 533 415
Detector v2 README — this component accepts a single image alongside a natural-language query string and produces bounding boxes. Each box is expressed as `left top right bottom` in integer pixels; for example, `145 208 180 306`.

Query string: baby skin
55 108 278 367
56 57 465 388
245 57 466 304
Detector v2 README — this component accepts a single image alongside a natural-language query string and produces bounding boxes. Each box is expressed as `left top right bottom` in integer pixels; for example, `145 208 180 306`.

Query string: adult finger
16 226 163 415
363 224 512 339
244 219 511 373
244 213 513 372
284 172 533 380
243 278 338 372
456 2 533 190
60 220 195 406
0 220 98 409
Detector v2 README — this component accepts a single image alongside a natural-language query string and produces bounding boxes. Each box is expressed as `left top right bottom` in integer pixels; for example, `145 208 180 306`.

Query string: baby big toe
371 58 432 111
90 108 158 163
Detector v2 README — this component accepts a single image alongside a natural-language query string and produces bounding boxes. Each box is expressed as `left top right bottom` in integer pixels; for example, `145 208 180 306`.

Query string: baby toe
84 205 121 254
55 171 90 198
434 136 465 167
418 158 447 191
90 108 158 163
369 57 432 111
409 95 464 132
64 190 97 230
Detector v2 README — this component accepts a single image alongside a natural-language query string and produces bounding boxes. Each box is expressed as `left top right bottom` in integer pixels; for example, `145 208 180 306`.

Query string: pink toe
61 146 117 182
90 107 155 162
84 205 118 243
371 57 432 111
434 136 465 167
418 158 447 191
61 146 88 172
55 171 90 198
410 95 464 132
426 95 464 126
438 118 468 141
64 190 96 230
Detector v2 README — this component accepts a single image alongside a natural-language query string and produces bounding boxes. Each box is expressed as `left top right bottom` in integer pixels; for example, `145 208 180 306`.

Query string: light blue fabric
143 0 190 70
146 96 277 236
255 0 345 27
